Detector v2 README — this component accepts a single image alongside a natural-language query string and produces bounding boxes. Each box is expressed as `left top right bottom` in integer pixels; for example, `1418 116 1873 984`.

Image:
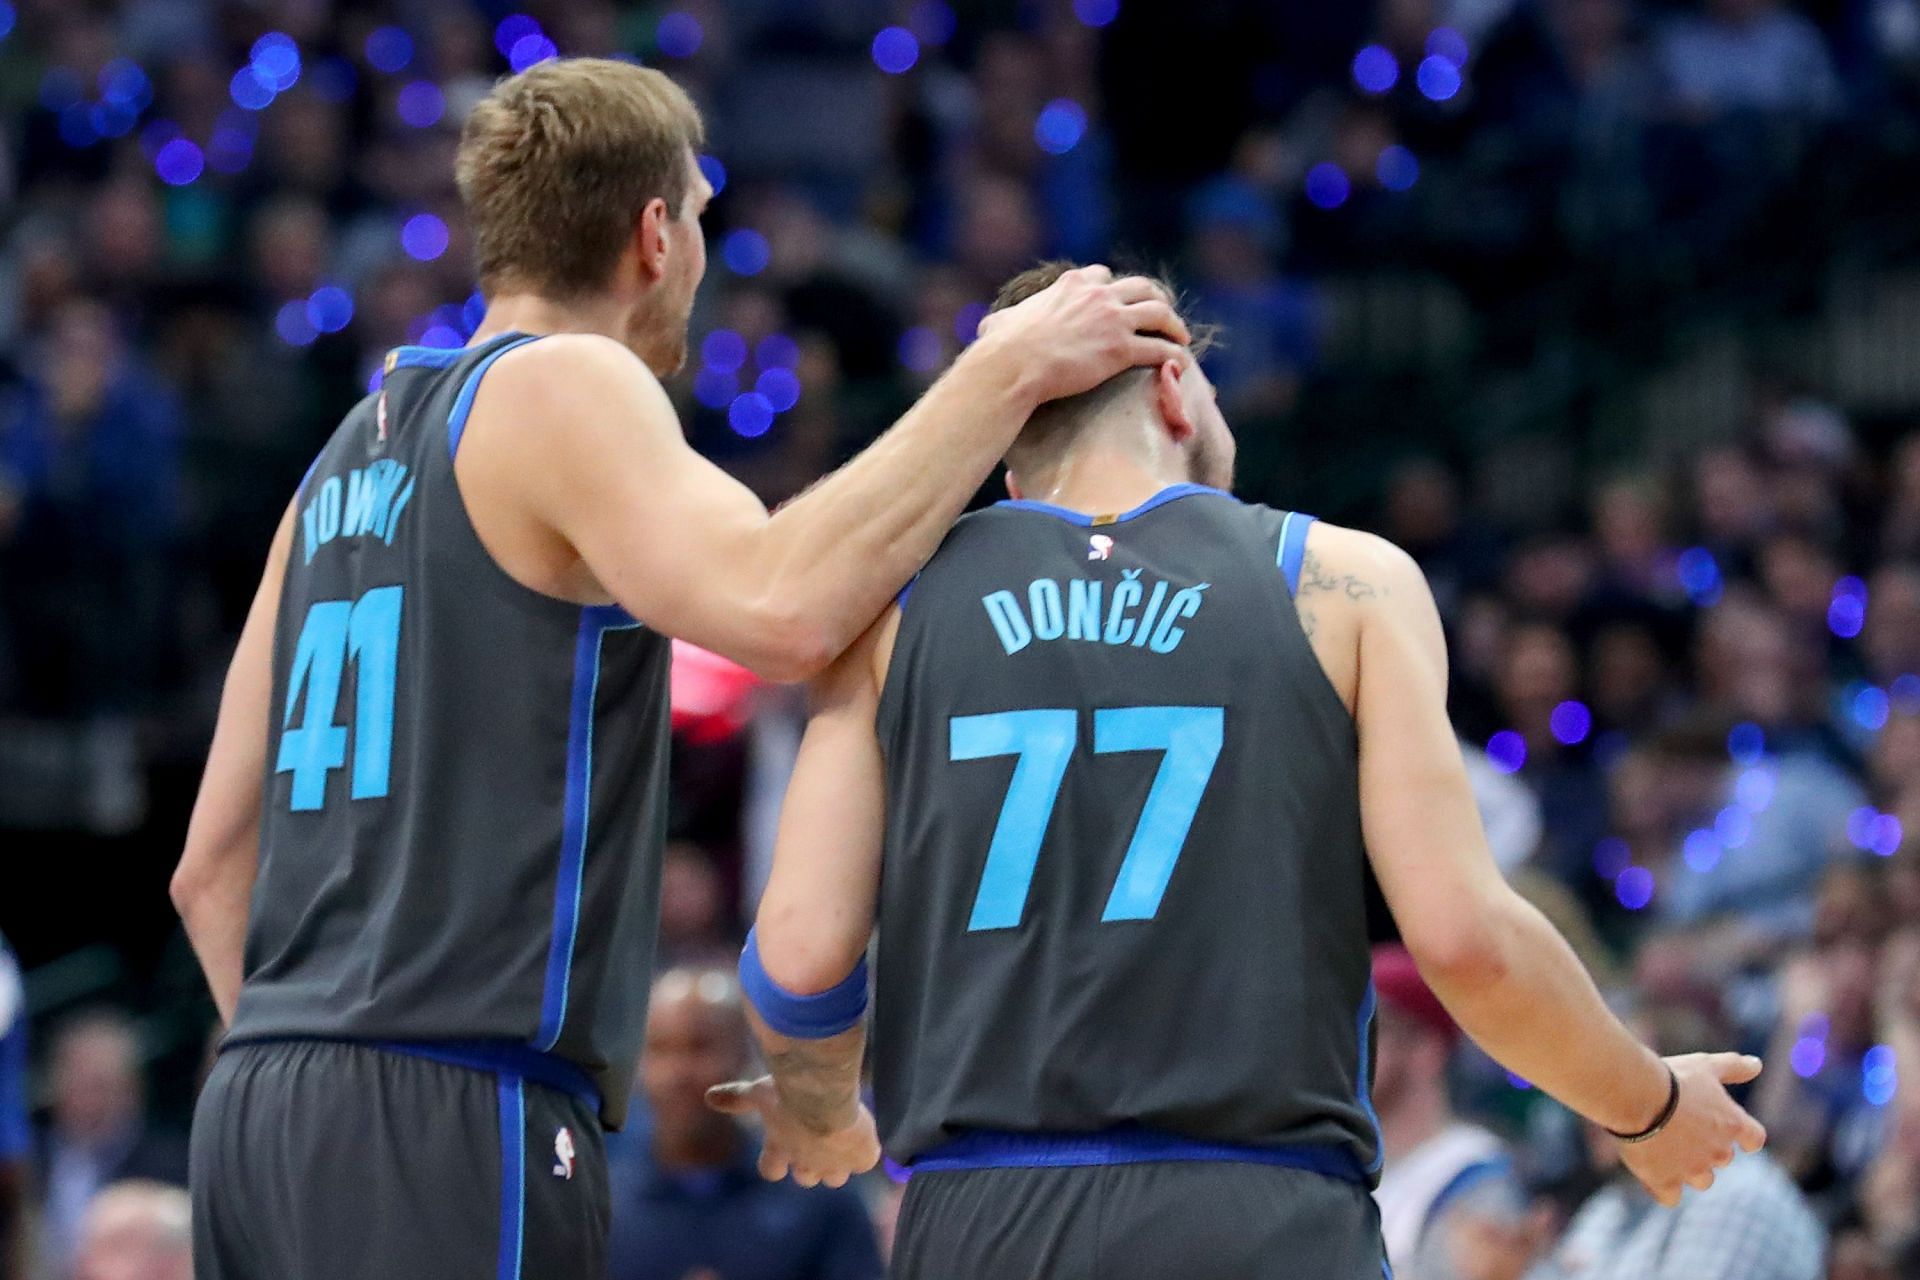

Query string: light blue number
950 704 1224 930
1094 705 1224 921
346 586 403 800
950 710 1077 931
276 587 404 811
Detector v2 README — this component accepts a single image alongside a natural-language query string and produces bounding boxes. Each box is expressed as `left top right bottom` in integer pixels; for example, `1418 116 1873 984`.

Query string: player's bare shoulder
1291 523 1432 704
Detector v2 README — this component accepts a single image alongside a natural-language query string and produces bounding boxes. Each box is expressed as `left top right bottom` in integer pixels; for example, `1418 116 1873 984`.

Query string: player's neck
1016 449 1196 517
471 293 633 346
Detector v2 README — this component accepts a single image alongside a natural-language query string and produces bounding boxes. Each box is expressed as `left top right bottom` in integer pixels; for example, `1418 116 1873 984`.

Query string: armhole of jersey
1277 511 1317 597
897 573 919 612
448 334 545 459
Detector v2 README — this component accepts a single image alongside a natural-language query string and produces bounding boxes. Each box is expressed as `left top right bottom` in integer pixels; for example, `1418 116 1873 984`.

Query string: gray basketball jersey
873 484 1381 1175
228 333 672 1127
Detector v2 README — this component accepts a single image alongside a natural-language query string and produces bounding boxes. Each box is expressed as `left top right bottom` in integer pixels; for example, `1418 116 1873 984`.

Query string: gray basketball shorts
892 1159 1391 1280
189 1040 608 1280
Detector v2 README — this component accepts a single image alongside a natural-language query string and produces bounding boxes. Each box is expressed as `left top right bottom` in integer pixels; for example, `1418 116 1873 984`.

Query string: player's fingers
822 1169 850 1189
1736 1113 1767 1152
1121 299 1191 345
1107 275 1174 306
704 1081 758 1115
1651 1180 1682 1208
792 1166 821 1189
1707 1053 1763 1085
758 1146 789 1182
1068 263 1114 285
1122 336 1190 371
1685 1169 1715 1192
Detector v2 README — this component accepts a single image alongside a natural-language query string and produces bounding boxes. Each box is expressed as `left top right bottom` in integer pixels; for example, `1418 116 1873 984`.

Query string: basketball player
712 263 1768 1279
167 63 1187 1280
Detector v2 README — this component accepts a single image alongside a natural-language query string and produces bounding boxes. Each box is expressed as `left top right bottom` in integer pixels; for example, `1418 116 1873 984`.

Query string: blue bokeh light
0 1 15 41
1427 26 1470 67
306 286 355 334
898 326 942 373
756 334 800 370
154 138 205 185
1848 806 1882 850
509 34 557 72
1677 546 1722 604
701 329 748 374
99 59 151 108
58 104 99 148
1682 829 1721 873
1073 0 1120 27
275 300 318 347
1714 805 1752 850
1727 721 1765 764
1305 162 1351 209
1791 1036 1826 1078
230 67 276 111
396 80 445 127
1873 813 1904 857
1036 100 1088 155
693 367 738 410
1416 56 1462 101
729 392 776 439
1593 838 1631 879
954 303 988 345
757 367 801 412
657 11 703 58
698 154 727 195
1615 866 1655 910
1352 45 1398 94
872 26 919 74
722 229 770 276
463 291 487 332
40 67 84 111
366 26 413 73
207 117 256 174
1864 1044 1898 1106
419 325 463 349
1854 683 1891 731
1486 730 1526 774
1376 145 1419 192
251 33 301 92
1549 700 1591 746
1830 595 1866 639
911 0 958 44
495 15 542 58
401 213 450 262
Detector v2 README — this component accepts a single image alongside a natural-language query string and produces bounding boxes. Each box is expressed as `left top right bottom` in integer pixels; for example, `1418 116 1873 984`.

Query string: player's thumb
1706 1052 1764 1086
704 1081 759 1116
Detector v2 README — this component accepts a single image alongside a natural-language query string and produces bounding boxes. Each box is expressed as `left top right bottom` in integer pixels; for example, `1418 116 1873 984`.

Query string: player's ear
633 196 672 283
1156 359 1196 445
1004 469 1026 501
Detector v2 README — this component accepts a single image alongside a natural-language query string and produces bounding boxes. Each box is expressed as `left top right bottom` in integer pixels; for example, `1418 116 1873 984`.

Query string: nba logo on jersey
552 1127 575 1179
1088 534 1114 561
375 392 390 444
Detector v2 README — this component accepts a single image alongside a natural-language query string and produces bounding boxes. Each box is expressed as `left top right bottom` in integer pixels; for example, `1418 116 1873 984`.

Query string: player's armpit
172 501 294 1024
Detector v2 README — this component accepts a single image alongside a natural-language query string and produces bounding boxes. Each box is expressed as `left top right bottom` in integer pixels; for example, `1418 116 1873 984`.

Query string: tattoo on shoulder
1298 548 1383 602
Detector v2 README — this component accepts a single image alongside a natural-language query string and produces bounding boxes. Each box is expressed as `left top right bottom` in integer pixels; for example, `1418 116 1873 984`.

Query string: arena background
2 0 1920 1275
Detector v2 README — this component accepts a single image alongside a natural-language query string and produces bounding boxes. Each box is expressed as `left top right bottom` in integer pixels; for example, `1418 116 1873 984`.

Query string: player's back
875 483 1380 1179
227 333 671 1126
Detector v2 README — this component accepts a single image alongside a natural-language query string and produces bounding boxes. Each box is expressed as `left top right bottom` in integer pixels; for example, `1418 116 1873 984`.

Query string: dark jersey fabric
228 333 672 1127
874 484 1380 1175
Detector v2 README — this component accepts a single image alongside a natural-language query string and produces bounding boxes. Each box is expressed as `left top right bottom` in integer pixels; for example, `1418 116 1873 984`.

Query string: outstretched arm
707 616 894 1185
1327 527 1765 1205
171 503 292 1024
490 268 1186 682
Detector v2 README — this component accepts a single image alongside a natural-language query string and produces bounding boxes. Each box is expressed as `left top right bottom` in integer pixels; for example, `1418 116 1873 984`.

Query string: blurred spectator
1522 1004 1825 1280
0 936 25 1280
1371 946 1532 1280
33 1014 186 1278
605 969 882 1280
1655 0 1842 116
71 1181 190 1280
656 842 736 971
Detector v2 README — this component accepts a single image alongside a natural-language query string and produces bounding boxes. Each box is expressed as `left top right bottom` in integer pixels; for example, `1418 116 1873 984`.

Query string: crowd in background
4 0 1920 1275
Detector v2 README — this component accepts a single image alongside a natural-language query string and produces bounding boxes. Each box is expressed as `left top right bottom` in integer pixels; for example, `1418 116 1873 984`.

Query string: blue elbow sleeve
738 927 869 1039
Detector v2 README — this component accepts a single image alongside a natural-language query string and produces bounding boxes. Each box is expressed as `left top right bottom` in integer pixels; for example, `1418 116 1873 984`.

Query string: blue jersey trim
389 345 470 371
995 483 1231 527
738 928 869 1039
0 951 26 1163
897 573 919 612
911 1128 1368 1185
535 604 643 1052
1357 980 1384 1173
369 1041 600 1110
496 1075 526 1280
1277 511 1317 597
448 335 543 459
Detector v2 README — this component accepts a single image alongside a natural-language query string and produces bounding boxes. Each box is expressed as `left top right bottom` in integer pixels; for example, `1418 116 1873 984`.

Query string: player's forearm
747 337 1039 675
748 1011 868 1135
170 838 257 1025
1426 889 1671 1136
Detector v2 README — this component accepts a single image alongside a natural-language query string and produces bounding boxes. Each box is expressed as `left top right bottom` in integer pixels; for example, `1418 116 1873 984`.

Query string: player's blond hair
457 58 705 298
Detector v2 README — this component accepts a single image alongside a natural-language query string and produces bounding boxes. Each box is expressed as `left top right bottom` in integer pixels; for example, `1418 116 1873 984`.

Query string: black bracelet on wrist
1607 1064 1680 1144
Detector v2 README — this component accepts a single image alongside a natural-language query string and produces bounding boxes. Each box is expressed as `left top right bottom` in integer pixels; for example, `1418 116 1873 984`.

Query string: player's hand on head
706 1075 881 1188
1616 1053 1767 1208
975 264 1191 405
